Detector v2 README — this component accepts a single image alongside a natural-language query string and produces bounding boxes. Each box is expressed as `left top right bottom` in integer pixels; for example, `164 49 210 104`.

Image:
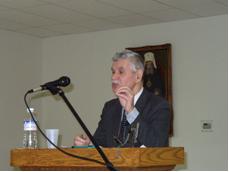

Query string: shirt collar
134 87 143 105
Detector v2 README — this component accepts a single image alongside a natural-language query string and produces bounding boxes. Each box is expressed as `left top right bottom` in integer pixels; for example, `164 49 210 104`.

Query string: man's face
145 61 155 74
111 59 137 93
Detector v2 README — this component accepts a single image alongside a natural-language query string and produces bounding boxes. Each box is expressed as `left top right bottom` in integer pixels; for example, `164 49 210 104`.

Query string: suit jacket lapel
112 100 123 137
135 89 151 115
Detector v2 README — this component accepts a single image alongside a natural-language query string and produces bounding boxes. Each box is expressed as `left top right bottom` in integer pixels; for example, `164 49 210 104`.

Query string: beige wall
0 30 42 170
41 15 227 170
0 15 227 170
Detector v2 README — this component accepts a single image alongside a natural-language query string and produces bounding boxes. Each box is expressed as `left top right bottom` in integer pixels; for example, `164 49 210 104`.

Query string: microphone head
58 76 71 87
28 76 71 94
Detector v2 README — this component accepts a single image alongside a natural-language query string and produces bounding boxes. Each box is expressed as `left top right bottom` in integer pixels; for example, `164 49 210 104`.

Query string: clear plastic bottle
23 108 38 148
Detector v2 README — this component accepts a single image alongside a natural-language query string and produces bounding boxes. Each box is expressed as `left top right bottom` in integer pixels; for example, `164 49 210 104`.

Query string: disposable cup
45 129 59 149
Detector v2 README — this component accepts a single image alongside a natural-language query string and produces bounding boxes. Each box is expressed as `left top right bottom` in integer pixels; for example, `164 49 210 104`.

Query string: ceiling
0 0 227 38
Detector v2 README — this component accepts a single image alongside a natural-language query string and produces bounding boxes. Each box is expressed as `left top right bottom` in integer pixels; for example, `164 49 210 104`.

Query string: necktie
121 113 128 127
120 110 129 142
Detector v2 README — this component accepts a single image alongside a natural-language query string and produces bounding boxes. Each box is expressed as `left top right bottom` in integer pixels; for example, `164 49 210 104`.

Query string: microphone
28 76 71 93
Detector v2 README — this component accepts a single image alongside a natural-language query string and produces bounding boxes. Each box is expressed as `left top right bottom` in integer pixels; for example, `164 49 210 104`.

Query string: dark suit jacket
93 88 170 147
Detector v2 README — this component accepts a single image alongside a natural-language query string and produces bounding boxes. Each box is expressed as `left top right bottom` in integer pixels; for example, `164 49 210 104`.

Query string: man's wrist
126 106 135 113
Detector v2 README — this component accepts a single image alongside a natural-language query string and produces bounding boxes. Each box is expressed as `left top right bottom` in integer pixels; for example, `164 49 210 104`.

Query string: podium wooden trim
11 147 184 170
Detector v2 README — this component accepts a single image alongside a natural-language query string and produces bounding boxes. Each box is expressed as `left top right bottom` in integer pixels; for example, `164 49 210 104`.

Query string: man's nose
112 73 119 80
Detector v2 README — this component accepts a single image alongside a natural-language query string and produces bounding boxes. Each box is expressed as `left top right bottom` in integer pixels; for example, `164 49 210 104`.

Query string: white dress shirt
125 87 143 124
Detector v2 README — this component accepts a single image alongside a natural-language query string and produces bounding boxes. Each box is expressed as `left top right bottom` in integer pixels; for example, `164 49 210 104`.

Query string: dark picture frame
127 43 173 136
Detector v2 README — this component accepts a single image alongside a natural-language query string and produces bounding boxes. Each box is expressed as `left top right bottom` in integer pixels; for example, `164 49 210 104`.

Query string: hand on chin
114 86 134 112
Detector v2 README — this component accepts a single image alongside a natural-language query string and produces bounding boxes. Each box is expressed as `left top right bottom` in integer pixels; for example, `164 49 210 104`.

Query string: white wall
0 30 42 170
41 15 227 170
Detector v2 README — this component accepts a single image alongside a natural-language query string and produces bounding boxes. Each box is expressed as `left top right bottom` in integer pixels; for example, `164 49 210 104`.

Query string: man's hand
115 86 134 112
74 134 91 146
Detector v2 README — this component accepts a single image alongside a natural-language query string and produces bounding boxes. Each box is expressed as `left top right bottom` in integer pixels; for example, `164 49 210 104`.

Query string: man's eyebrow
111 66 125 71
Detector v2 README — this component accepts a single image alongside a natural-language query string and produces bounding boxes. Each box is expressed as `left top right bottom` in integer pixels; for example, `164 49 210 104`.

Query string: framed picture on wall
127 43 173 136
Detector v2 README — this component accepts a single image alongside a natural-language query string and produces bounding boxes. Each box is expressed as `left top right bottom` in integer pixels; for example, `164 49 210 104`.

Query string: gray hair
112 50 144 72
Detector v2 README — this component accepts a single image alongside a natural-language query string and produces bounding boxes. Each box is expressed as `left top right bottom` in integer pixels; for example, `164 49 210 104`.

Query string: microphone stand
48 86 116 171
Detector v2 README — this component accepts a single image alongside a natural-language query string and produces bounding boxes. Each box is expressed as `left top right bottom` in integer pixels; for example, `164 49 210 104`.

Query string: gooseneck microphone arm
49 87 116 171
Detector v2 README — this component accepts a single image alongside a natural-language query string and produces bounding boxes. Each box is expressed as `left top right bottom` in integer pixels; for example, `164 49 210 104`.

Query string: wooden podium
11 147 184 170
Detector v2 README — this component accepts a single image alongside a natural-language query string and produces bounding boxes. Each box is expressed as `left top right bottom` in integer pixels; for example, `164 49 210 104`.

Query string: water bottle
23 108 38 148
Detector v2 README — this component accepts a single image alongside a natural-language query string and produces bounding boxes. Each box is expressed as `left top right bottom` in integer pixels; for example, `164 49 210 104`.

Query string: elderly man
74 50 170 147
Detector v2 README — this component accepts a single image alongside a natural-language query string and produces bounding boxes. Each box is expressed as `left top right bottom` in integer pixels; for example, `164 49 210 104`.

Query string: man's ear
136 69 143 83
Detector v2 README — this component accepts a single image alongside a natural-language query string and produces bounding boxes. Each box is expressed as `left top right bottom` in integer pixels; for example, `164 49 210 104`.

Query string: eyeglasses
113 134 130 147
113 122 139 147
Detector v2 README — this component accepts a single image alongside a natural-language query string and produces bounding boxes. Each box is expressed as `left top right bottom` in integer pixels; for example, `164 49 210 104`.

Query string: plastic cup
45 129 59 149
